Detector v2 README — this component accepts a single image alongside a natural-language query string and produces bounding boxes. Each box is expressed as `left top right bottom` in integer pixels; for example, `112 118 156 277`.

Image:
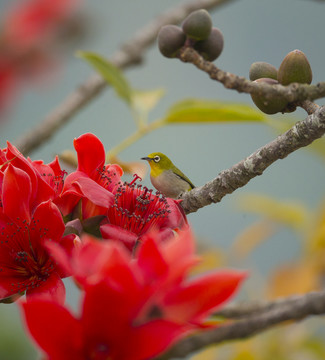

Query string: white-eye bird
141 152 195 199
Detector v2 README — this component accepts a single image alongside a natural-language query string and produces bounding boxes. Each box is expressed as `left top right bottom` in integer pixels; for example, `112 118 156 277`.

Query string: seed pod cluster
249 50 312 114
157 9 224 61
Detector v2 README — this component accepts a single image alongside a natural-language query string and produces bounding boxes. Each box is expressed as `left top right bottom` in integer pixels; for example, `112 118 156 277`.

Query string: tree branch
179 47 325 104
180 105 325 214
14 0 236 156
157 290 325 359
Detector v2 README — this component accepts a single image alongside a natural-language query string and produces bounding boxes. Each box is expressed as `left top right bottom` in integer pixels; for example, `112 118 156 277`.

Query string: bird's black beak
141 157 152 161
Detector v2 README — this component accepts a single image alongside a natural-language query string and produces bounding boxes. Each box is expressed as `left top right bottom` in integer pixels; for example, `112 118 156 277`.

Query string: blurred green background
1 0 325 358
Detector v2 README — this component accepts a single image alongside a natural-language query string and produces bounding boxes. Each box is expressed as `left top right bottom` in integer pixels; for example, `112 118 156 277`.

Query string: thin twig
14 0 237 156
157 290 325 359
180 105 325 214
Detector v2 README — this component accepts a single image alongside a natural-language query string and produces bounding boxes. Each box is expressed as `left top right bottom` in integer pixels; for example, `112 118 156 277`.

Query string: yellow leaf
307 201 325 251
190 249 226 275
190 346 218 360
267 261 320 299
131 88 165 115
163 98 267 124
231 220 276 259
237 193 310 231
232 350 257 360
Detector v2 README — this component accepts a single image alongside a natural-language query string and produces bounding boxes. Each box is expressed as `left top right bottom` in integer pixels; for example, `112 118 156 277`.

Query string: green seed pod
277 49 312 85
251 78 288 115
194 27 224 61
182 9 212 41
157 25 186 58
249 62 278 81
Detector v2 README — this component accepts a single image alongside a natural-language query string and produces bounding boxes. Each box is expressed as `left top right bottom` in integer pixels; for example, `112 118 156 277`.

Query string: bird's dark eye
153 155 160 163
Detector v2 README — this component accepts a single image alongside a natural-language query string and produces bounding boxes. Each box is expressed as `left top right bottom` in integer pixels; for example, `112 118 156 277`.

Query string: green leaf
77 51 132 104
163 98 267 124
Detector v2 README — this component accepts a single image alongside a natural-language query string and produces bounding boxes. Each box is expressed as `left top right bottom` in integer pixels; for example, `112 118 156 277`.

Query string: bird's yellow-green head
141 152 173 177
141 152 195 199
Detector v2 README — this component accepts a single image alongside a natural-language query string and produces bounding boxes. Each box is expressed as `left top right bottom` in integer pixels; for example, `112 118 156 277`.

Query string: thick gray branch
157 290 325 359
181 105 325 214
14 0 236 156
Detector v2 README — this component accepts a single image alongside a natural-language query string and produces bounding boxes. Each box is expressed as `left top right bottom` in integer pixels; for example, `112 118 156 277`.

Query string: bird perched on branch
141 152 195 199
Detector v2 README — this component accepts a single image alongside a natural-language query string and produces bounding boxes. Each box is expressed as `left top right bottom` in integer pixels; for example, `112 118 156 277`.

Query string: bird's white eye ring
153 155 160 163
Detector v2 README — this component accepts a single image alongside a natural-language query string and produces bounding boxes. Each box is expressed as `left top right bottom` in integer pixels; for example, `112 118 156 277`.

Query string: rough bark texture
181 105 325 214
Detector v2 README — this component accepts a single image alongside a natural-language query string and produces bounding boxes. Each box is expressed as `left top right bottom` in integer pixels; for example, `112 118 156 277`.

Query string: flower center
40 170 66 194
88 343 111 360
0 218 55 294
95 165 120 192
107 178 171 237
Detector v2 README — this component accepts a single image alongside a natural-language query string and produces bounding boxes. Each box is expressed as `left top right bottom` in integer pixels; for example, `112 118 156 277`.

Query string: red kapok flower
0 141 66 211
0 0 83 117
2 0 80 48
0 164 76 303
59 133 122 218
23 229 246 359
100 176 187 251
21 284 184 360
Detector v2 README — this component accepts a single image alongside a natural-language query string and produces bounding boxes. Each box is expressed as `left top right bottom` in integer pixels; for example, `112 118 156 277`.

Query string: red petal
26 272 66 304
163 199 188 229
137 234 168 281
82 281 132 342
2 164 31 222
74 133 105 176
45 234 80 278
6 142 38 193
122 320 186 360
31 200 65 243
162 226 196 266
164 270 247 323
21 299 82 360
100 224 138 250
74 177 114 208
47 155 62 175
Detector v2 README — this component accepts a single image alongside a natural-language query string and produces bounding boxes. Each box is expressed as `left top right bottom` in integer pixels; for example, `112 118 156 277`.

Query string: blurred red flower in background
0 0 83 116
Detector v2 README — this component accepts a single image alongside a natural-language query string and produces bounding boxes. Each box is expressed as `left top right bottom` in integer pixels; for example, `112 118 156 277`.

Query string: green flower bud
251 78 288 115
277 49 312 85
249 62 278 81
182 9 212 41
194 27 224 61
158 25 186 58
